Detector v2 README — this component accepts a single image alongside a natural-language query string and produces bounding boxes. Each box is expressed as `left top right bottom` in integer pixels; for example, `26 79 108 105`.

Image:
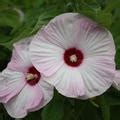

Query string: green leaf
42 93 64 120
23 110 42 120
95 11 112 28
0 26 13 43
105 88 120 106
74 1 113 28
31 9 58 34
19 0 44 9
0 45 11 71
111 105 120 120
97 95 110 120
0 9 22 28
115 47 120 69
74 100 102 120
104 0 120 12
0 104 12 120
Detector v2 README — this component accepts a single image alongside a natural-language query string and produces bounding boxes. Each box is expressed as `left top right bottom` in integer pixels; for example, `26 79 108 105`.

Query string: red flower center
26 66 41 86
64 48 84 67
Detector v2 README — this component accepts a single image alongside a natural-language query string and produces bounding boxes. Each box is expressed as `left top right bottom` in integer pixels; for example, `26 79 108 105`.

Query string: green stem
99 95 110 120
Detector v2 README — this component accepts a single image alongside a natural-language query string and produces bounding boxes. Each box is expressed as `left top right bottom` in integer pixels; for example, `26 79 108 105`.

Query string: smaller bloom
113 70 120 90
0 37 53 118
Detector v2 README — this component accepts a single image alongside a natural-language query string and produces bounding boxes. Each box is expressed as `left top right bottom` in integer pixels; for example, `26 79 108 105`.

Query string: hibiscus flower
0 37 53 118
30 13 116 99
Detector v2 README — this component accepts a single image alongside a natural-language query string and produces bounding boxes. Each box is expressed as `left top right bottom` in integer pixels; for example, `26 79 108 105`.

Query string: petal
113 70 120 90
0 69 26 103
31 79 54 111
43 65 85 98
30 39 64 76
4 84 44 118
30 13 82 76
78 56 115 99
73 18 115 58
33 13 81 49
7 36 33 72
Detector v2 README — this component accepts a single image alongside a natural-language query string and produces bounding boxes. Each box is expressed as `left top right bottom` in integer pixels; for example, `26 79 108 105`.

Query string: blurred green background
0 0 120 120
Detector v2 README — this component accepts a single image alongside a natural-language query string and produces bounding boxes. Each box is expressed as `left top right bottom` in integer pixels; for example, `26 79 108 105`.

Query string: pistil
70 54 77 62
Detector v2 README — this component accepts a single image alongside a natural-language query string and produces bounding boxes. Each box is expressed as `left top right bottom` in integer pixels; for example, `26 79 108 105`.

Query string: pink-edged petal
30 37 64 76
0 69 26 103
78 56 115 99
30 79 54 111
43 65 85 98
73 18 115 58
113 70 120 90
30 13 82 76
35 13 81 49
4 84 44 118
7 36 33 72
39 79 54 107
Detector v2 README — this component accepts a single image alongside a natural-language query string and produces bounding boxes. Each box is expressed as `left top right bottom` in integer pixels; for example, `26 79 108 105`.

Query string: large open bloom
0 37 53 118
30 13 115 99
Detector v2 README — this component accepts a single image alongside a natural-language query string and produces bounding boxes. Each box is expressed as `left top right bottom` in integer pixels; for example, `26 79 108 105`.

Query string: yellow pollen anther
70 54 77 62
26 73 35 81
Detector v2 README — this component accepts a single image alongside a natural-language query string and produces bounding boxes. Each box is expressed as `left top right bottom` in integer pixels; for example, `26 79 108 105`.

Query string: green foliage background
0 0 120 120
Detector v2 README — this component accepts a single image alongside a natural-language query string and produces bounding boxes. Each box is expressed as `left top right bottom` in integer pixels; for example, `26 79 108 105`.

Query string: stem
89 99 99 108
13 7 25 22
99 95 110 120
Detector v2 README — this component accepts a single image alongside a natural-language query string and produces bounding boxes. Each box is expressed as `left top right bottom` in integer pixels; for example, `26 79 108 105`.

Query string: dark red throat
26 66 41 86
64 48 84 67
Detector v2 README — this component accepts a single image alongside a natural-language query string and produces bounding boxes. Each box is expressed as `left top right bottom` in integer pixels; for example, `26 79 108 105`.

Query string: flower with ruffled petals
30 13 115 99
0 37 53 118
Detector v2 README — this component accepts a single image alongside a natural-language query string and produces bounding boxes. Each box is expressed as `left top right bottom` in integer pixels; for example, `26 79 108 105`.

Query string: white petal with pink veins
78 56 115 99
7 37 33 72
31 79 54 111
4 84 44 118
73 18 115 58
43 65 85 98
0 69 26 103
30 39 64 76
